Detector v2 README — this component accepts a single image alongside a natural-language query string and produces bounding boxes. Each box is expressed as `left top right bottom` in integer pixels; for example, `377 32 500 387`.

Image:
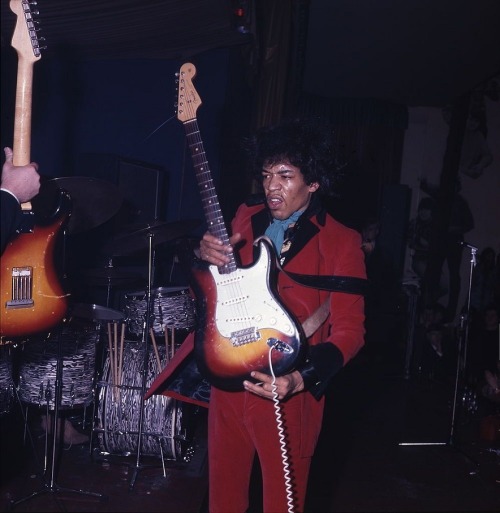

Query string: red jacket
145 200 366 404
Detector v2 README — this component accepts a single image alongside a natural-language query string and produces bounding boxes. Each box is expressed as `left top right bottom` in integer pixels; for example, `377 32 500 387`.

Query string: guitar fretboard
183 119 237 274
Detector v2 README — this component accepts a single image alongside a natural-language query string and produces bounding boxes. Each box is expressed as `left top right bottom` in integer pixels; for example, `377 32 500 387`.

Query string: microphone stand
399 244 478 463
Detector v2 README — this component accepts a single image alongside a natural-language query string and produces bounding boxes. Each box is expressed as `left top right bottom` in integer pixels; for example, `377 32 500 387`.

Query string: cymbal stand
128 231 159 490
9 324 107 510
104 258 114 308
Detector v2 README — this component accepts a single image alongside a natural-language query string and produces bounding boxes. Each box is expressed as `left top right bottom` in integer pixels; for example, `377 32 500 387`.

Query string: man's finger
4 147 13 163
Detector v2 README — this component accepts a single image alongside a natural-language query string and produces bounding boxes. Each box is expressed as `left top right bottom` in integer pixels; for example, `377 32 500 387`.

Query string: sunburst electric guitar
0 0 71 340
176 63 304 390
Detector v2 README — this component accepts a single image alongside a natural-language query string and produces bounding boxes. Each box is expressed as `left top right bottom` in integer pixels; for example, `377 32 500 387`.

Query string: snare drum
96 341 196 460
124 286 196 338
18 320 100 409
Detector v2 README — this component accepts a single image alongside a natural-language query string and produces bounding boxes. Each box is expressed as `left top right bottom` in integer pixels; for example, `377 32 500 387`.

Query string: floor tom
18 320 100 409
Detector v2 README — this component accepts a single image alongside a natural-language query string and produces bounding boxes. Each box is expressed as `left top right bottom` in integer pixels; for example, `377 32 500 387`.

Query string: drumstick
149 328 162 373
171 327 175 359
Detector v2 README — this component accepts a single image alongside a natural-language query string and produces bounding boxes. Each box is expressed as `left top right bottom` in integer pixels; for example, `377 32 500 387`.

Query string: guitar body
0 192 71 340
190 238 304 390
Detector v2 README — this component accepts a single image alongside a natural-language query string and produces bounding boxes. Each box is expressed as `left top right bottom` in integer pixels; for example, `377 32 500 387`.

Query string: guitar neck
10 0 42 211
183 119 237 273
13 58 34 167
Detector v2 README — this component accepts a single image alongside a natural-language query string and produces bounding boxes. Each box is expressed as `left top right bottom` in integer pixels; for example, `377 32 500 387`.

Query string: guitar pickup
6 267 34 309
230 327 260 346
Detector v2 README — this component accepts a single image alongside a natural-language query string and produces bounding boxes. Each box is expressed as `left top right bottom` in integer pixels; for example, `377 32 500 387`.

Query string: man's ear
308 182 320 192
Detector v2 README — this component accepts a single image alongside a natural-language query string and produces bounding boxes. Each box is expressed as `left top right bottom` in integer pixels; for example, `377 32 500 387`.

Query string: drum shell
0 346 14 416
96 341 196 460
124 286 196 339
17 321 99 409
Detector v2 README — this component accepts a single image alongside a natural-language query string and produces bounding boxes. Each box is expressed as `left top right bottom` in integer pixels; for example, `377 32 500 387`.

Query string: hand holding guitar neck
1 146 40 205
198 232 242 267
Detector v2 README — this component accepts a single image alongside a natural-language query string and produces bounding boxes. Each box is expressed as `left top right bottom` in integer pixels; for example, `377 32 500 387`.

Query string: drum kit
2 176 202 503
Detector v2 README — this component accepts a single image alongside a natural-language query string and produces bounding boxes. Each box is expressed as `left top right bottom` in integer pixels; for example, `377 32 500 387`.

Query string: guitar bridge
6 267 34 309
230 327 260 346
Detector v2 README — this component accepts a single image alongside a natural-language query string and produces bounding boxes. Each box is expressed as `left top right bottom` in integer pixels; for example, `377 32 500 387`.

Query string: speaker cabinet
76 152 167 226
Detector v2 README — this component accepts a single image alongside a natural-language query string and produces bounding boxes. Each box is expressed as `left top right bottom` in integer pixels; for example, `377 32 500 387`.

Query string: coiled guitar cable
268 345 295 513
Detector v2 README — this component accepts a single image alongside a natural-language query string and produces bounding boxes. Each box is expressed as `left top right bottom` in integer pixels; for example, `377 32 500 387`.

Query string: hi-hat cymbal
102 219 201 256
35 176 123 233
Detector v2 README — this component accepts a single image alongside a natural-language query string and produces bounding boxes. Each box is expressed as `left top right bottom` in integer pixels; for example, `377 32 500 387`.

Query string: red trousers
208 387 324 513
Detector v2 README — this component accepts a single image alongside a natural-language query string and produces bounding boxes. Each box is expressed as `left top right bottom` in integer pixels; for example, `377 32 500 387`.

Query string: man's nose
267 175 281 190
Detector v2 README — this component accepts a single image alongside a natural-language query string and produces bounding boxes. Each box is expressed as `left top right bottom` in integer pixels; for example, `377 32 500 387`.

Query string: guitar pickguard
210 244 296 343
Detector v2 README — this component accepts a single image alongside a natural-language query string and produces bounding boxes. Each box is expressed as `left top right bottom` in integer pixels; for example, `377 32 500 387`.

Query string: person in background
420 178 474 323
468 304 500 414
470 247 497 320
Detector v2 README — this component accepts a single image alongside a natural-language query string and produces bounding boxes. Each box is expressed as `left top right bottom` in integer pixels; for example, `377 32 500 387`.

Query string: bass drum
96 341 197 460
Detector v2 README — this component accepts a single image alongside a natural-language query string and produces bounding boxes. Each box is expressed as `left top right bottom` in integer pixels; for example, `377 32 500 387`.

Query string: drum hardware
83 260 143 308
9 322 107 510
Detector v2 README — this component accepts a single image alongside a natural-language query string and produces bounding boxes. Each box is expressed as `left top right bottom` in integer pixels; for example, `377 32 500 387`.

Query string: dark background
1 0 499 292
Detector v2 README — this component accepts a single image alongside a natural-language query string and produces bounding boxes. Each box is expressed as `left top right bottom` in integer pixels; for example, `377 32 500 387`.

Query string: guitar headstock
177 63 202 123
10 0 43 63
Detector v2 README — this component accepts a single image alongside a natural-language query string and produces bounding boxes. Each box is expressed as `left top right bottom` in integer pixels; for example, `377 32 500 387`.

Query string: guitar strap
278 268 368 339
283 270 369 295
302 299 330 338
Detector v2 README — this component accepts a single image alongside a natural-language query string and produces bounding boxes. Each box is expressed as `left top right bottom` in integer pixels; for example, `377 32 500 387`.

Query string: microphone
460 241 478 250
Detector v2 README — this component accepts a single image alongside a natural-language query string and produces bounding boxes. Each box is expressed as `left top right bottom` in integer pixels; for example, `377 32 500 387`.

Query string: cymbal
82 267 143 285
70 303 125 322
102 219 201 256
36 176 123 233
